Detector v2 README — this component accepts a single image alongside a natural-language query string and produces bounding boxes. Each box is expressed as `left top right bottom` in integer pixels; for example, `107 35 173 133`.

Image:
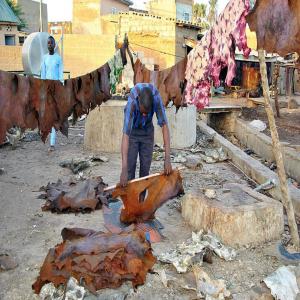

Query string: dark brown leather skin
247 0 300 56
134 58 187 109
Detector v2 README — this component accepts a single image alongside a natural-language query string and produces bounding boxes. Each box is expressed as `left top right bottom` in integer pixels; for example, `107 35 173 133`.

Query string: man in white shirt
40 36 63 151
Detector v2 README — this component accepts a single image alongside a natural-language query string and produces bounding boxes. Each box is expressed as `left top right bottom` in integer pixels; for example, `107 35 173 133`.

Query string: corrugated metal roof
0 0 21 24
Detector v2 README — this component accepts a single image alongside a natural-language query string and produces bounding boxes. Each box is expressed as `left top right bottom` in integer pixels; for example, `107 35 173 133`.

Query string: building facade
13 0 48 33
73 0 133 34
0 0 20 45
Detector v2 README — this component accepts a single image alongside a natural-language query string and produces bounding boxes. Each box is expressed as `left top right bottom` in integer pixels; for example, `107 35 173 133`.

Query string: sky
46 0 230 22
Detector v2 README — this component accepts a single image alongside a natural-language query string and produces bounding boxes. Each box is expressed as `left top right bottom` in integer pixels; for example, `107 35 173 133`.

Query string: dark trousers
127 127 154 180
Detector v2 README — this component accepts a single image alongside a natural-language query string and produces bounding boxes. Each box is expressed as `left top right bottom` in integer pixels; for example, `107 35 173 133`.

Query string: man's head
47 36 55 54
139 87 153 116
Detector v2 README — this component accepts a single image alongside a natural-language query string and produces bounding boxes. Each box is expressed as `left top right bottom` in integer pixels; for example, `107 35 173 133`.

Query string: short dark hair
48 36 55 45
139 87 153 112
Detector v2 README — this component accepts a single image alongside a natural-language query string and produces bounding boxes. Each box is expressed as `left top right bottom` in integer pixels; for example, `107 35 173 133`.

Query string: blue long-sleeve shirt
40 53 63 82
123 83 168 136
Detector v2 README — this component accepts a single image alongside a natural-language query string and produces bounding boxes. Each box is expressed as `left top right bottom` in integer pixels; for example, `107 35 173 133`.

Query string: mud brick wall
0 46 22 71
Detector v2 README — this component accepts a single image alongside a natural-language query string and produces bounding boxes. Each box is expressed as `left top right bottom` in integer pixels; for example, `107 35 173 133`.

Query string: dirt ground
0 122 294 300
241 96 300 145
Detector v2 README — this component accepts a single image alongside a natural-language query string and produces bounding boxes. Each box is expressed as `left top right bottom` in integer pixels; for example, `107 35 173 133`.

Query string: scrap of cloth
39 177 111 213
247 0 300 56
185 0 251 110
112 169 184 224
32 228 156 294
133 57 187 109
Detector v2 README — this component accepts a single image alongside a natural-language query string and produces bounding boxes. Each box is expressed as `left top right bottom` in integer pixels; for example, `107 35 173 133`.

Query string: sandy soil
0 123 292 300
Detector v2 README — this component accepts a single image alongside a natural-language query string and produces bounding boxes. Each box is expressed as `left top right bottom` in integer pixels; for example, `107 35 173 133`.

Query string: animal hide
0 45 132 144
39 177 111 213
133 58 187 108
32 229 156 294
247 0 300 56
112 170 184 224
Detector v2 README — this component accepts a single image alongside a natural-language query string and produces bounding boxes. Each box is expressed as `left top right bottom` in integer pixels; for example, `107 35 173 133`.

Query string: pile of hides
158 231 236 273
133 57 187 109
185 0 251 109
39 177 111 213
32 228 156 294
112 169 184 223
0 46 127 145
247 0 300 57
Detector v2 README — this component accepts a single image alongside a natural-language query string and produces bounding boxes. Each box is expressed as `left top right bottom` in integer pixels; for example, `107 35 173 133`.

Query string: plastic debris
158 231 236 273
0 253 18 271
264 266 299 300
249 120 267 132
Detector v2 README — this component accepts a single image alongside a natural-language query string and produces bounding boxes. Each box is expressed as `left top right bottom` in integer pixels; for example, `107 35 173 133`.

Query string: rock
288 98 300 109
173 154 187 163
0 168 5 175
0 253 18 271
184 155 203 170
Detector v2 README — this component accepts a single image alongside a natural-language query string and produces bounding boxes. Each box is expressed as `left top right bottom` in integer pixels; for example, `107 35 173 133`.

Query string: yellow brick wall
0 46 22 71
53 34 116 77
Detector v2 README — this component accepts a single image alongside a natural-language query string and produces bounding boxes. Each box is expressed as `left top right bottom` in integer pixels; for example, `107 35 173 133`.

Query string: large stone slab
182 183 284 246
84 100 196 153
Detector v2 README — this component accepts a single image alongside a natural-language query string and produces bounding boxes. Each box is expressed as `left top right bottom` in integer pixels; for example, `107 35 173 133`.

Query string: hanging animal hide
247 0 300 56
134 58 187 109
32 229 156 294
112 170 184 224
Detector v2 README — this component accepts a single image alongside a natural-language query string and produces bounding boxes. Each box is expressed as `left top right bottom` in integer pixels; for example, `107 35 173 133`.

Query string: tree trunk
258 49 300 249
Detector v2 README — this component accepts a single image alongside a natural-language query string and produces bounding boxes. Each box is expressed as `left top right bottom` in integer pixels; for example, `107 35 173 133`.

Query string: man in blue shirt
120 83 172 187
40 36 63 151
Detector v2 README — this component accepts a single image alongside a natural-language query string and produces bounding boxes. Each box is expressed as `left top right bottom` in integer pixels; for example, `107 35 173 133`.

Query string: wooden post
258 49 300 248
272 64 280 117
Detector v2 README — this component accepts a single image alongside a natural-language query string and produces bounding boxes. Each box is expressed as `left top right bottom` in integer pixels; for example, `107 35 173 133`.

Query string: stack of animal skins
32 228 156 294
133 57 187 109
247 0 300 56
0 46 128 144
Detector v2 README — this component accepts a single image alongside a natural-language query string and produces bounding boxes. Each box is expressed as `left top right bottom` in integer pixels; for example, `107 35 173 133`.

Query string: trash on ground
39 177 111 213
184 155 203 170
0 168 5 175
158 231 236 273
264 265 299 300
33 229 156 294
204 189 217 199
112 169 184 223
249 120 267 132
0 253 18 271
59 158 91 174
193 265 231 299
201 148 227 163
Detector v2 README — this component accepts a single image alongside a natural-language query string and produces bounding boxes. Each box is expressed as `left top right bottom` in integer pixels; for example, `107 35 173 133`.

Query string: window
5 35 15 46
111 7 117 14
183 12 190 22
19 36 25 45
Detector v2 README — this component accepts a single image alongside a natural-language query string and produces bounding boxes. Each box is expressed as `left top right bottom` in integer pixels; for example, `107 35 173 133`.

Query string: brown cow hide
0 62 112 144
247 0 300 56
32 229 156 294
112 170 184 224
39 177 111 213
134 58 187 109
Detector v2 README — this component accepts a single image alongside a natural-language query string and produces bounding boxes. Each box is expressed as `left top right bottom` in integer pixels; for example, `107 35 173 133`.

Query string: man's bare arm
162 124 172 175
120 133 129 186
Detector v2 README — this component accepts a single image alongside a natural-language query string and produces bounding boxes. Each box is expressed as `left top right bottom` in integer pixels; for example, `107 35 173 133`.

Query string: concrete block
198 121 300 218
182 183 284 246
84 101 196 153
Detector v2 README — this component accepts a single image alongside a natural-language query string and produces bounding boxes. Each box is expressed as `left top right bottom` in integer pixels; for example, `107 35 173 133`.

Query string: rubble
0 253 18 271
264 266 300 300
158 231 236 273
33 229 156 294
193 265 231 299
39 177 111 213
